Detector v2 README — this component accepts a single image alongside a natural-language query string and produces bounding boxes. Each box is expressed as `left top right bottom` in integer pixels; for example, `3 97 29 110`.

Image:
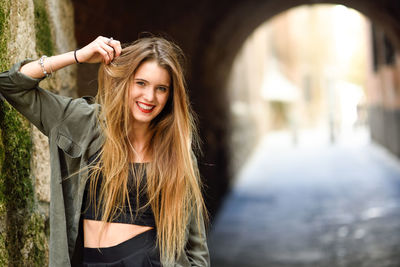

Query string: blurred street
209 130 400 267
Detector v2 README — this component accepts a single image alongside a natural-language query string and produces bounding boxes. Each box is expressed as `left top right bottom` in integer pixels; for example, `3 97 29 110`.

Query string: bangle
74 49 81 64
38 55 52 78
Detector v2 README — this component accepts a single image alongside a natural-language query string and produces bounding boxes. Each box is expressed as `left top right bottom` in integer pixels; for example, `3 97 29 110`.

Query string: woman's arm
0 36 122 135
185 210 210 266
20 36 122 78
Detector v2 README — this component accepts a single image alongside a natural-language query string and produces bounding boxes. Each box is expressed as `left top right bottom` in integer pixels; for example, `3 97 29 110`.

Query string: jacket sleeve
185 210 210 266
184 153 210 266
0 60 76 136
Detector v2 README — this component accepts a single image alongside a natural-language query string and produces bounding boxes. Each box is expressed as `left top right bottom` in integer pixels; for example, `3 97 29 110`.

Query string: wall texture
0 0 77 265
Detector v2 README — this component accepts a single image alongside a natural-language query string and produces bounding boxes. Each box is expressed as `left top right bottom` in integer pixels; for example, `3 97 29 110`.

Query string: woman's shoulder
53 96 102 149
64 95 100 119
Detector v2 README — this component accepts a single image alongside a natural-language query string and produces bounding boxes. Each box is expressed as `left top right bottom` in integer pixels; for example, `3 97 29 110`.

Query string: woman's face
128 60 171 126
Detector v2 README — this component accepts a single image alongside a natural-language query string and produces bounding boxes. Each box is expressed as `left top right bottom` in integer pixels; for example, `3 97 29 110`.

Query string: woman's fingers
98 36 122 64
97 40 115 64
76 36 121 64
109 39 122 58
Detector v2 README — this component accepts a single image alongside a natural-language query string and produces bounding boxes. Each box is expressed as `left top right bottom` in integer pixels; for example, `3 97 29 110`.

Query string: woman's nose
143 87 155 101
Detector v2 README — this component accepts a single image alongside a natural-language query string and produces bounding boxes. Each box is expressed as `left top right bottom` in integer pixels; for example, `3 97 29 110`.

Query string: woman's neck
128 123 151 163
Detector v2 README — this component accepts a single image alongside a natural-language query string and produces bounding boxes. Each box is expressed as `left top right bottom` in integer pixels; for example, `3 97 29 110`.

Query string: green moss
0 125 4 206
0 104 33 211
0 199 7 266
0 0 8 179
33 0 54 56
0 0 51 265
0 101 34 265
0 0 10 265
0 134 3 177
0 128 5 266
23 213 49 267
0 0 10 71
0 224 7 266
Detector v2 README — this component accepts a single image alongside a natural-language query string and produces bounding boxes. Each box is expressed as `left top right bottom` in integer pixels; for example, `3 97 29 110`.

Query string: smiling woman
129 60 170 125
0 35 209 267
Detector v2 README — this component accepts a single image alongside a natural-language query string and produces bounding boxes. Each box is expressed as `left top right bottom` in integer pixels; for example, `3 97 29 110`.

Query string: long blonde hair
89 36 207 265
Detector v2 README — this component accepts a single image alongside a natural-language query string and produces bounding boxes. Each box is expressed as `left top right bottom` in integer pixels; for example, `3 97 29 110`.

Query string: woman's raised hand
19 36 122 79
75 36 122 65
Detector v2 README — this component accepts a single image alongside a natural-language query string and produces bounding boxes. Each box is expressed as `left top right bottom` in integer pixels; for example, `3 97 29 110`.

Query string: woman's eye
157 87 168 92
136 81 145 86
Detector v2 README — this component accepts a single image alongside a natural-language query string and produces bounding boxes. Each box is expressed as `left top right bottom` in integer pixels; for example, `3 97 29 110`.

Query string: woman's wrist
74 49 82 64
38 55 53 78
20 51 77 79
51 51 79 69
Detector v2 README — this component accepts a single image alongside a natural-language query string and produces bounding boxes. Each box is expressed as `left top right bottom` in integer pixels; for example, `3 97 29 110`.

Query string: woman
0 36 209 266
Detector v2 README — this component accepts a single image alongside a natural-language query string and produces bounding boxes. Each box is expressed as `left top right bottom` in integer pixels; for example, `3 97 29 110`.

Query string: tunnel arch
189 0 400 216
196 0 400 95
72 0 400 217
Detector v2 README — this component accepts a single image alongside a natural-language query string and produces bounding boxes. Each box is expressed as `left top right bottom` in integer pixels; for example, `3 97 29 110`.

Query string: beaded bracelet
38 55 52 78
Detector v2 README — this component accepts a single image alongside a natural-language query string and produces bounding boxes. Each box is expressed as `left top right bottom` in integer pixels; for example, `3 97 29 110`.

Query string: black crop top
82 152 156 227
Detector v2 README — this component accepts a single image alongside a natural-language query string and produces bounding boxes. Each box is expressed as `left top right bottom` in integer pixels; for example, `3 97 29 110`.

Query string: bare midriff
83 219 154 248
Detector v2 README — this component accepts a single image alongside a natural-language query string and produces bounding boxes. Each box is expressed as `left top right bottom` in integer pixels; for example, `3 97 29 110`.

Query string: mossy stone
23 213 49 266
0 0 10 265
0 0 53 265
34 0 54 56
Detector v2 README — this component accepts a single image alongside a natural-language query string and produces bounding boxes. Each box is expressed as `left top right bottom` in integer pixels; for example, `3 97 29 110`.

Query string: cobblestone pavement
208 134 400 267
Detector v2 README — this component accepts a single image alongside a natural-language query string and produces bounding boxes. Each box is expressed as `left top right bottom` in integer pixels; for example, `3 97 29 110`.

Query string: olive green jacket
0 60 210 267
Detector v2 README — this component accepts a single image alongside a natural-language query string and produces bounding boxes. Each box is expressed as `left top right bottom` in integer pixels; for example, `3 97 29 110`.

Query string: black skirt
82 229 161 267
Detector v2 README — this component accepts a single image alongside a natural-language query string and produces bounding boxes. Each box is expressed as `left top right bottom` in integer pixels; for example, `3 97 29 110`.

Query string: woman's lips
137 101 155 113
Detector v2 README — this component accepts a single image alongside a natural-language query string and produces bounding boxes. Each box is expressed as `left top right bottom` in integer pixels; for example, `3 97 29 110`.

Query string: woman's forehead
134 60 171 85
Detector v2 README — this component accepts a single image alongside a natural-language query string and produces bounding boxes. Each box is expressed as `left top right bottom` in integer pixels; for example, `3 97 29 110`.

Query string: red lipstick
136 101 155 113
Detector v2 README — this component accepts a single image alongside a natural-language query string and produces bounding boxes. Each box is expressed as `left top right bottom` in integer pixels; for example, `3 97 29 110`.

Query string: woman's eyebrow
134 78 147 82
134 78 170 88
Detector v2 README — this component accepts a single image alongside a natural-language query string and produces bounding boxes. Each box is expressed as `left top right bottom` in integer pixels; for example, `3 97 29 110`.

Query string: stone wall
0 0 77 265
226 26 269 177
366 24 400 158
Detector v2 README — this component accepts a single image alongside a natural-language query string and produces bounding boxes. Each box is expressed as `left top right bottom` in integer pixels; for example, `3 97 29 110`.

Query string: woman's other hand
75 36 122 65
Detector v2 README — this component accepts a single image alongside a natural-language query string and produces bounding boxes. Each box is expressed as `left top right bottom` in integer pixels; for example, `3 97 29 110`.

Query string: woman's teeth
137 102 154 110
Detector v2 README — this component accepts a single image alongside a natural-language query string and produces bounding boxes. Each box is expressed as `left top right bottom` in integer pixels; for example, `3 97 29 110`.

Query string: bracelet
38 55 52 78
74 49 81 64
